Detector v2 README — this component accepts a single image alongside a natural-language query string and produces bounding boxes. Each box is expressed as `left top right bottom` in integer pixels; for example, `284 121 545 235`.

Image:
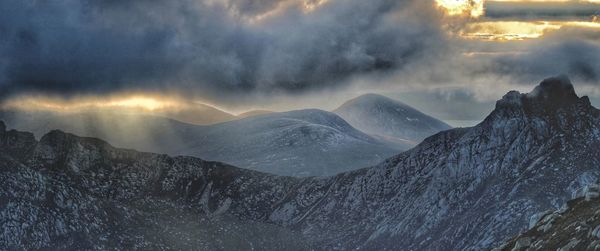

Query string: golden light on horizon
435 0 600 41
1 94 185 113
460 20 600 41
461 21 560 40
106 97 169 111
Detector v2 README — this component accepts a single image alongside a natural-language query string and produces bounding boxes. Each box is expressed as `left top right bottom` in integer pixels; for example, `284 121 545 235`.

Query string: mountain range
0 108 407 177
0 94 445 177
1 76 599 250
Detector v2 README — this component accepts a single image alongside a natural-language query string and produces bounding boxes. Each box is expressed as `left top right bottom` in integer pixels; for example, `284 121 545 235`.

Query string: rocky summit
1 76 600 250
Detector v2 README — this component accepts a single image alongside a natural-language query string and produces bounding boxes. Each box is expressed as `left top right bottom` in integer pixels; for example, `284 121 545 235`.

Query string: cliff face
1 76 600 250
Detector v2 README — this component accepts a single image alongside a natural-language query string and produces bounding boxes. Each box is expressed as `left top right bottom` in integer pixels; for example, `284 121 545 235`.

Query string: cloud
0 0 446 101
2 0 600 119
491 40 600 84
484 1 600 20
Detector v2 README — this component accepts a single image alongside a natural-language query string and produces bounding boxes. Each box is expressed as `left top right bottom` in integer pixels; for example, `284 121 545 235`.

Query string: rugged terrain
0 122 310 250
498 185 600 251
1 76 600 250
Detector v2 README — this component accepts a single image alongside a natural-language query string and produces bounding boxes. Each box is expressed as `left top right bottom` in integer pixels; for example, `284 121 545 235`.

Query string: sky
1 0 600 124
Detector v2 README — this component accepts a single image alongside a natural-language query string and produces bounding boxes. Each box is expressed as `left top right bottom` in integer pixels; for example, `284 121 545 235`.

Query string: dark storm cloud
484 1 600 20
0 0 445 100
484 40 600 85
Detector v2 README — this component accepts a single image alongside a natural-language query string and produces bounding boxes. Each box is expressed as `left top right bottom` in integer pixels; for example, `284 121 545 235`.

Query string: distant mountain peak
353 93 391 99
334 93 451 144
341 93 409 107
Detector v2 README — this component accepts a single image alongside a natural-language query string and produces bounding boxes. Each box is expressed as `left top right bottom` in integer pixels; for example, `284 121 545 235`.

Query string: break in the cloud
1 0 600 116
0 0 445 102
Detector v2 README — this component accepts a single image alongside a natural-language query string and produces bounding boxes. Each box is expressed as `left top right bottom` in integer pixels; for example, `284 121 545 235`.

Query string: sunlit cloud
458 20 600 41
436 0 485 17
302 0 329 12
0 93 243 125
238 0 330 25
435 0 600 41
2 0 600 122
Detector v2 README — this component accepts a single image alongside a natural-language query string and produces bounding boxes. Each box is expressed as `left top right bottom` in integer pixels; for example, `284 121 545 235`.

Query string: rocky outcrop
498 185 600 251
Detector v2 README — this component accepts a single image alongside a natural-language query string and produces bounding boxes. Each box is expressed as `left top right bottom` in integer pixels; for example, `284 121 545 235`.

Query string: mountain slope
176 109 408 176
2 76 600 250
498 185 600 251
236 110 273 118
157 102 237 125
334 93 452 144
0 109 405 177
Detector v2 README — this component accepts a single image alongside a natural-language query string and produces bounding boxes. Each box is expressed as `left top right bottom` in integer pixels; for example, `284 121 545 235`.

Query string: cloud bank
0 0 445 101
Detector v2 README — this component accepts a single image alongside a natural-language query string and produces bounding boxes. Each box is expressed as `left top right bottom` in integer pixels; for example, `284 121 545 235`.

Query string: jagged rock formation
0 109 405 177
1 76 599 250
497 185 600 251
333 93 452 145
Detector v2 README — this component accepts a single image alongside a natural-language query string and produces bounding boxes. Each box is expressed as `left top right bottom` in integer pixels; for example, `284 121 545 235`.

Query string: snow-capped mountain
333 93 452 145
2 76 599 250
176 109 409 176
0 109 406 177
